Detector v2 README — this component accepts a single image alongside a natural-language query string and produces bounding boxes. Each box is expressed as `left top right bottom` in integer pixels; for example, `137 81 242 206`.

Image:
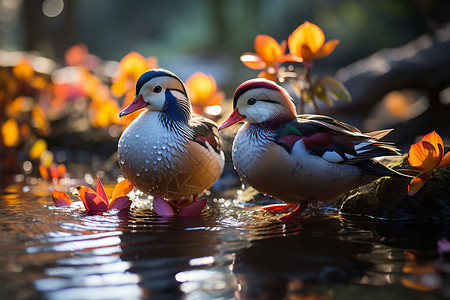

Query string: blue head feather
161 89 191 125
135 68 187 96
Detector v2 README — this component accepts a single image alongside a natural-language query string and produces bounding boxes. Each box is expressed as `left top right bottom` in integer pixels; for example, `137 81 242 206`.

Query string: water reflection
0 182 449 299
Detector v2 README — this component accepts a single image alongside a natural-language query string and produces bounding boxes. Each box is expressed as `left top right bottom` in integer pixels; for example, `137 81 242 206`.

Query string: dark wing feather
275 115 401 163
190 115 221 153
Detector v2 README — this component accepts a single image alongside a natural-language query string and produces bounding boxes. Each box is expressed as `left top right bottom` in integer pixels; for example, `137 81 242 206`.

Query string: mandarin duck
219 78 410 220
118 69 224 216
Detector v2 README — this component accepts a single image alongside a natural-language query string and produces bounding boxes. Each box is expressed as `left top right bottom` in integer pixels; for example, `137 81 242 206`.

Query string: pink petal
178 198 207 217
109 196 132 212
153 195 175 216
96 176 108 203
84 191 109 212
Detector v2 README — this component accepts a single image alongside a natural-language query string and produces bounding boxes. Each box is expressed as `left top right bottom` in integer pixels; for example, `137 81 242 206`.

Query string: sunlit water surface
1 180 449 299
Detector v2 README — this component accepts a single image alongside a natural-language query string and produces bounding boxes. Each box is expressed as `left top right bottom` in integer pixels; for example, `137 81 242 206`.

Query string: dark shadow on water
231 217 374 299
0 182 449 299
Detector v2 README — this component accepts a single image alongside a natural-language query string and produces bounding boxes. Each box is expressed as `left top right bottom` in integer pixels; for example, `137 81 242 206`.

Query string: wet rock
338 152 450 221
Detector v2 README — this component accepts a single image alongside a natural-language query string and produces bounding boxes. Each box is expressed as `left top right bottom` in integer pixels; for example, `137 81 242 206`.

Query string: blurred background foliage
3 0 449 86
1 0 450 180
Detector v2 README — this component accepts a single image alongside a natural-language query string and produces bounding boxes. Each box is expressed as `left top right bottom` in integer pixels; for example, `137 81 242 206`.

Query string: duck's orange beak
218 108 246 131
119 94 148 117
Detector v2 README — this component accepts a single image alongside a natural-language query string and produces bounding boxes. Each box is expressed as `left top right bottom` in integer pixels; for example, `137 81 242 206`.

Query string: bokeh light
42 0 64 18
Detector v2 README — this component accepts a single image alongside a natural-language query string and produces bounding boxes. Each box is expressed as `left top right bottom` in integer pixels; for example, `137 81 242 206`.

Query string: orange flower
39 163 67 181
241 35 300 69
288 22 339 67
12 58 34 81
240 34 300 79
65 44 89 66
32 105 51 136
89 99 121 128
52 177 133 212
1 118 20 147
111 52 158 98
185 72 224 114
407 131 450 196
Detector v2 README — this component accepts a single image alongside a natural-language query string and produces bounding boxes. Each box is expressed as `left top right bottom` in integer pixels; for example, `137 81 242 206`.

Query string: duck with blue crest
118 69 225 217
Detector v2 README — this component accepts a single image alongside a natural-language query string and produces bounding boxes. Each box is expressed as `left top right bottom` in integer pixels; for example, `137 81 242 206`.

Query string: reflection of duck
231 217 371 299
118 69 224 216
219 78 410 219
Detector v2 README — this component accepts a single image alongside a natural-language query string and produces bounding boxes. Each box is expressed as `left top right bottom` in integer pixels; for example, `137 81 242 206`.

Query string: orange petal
240 53 267 70
407 172 432 196
314 39 340 60
39 164 49 180
280 40 287 53
408 140 439 170
96 176 108 202
254 34 283 66
288 22 325 57
109 196 132 211
111 179 134 200
421 131 444 166
76 185 97 207
438 151 450 168
57 164 67 178
52 190 72 207
278 53 303 63
421 131 443 150
83 192 109 212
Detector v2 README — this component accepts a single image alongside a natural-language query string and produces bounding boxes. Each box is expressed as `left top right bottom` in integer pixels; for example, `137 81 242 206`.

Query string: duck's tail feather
356 159 413 178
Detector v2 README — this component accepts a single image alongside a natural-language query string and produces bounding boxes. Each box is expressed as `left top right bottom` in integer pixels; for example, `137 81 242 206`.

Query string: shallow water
0 179 449 299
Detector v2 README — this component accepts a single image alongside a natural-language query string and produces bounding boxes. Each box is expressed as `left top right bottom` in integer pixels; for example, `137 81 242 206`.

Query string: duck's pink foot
262 203 297 213
280 202 308 221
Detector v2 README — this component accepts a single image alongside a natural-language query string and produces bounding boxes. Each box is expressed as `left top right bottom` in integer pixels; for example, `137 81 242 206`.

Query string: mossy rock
338 150 450 221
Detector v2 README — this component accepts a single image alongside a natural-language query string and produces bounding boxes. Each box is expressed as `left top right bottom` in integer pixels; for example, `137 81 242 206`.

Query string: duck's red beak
218 108 246 131
119 94 148 117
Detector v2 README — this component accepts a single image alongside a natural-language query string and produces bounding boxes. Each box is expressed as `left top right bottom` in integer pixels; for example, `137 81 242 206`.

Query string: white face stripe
236 88 289 124
140 76 186 111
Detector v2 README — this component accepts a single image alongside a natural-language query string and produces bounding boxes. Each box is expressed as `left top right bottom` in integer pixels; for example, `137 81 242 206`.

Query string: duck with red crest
219 78 410 220
118 69 224 217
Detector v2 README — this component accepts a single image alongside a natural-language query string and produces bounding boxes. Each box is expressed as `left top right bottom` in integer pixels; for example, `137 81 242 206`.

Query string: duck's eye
153 85 162 93
247 98 257 105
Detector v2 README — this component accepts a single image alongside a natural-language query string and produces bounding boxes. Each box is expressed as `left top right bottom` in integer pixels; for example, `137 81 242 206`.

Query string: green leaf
315 76 351 102
313 84 333 106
